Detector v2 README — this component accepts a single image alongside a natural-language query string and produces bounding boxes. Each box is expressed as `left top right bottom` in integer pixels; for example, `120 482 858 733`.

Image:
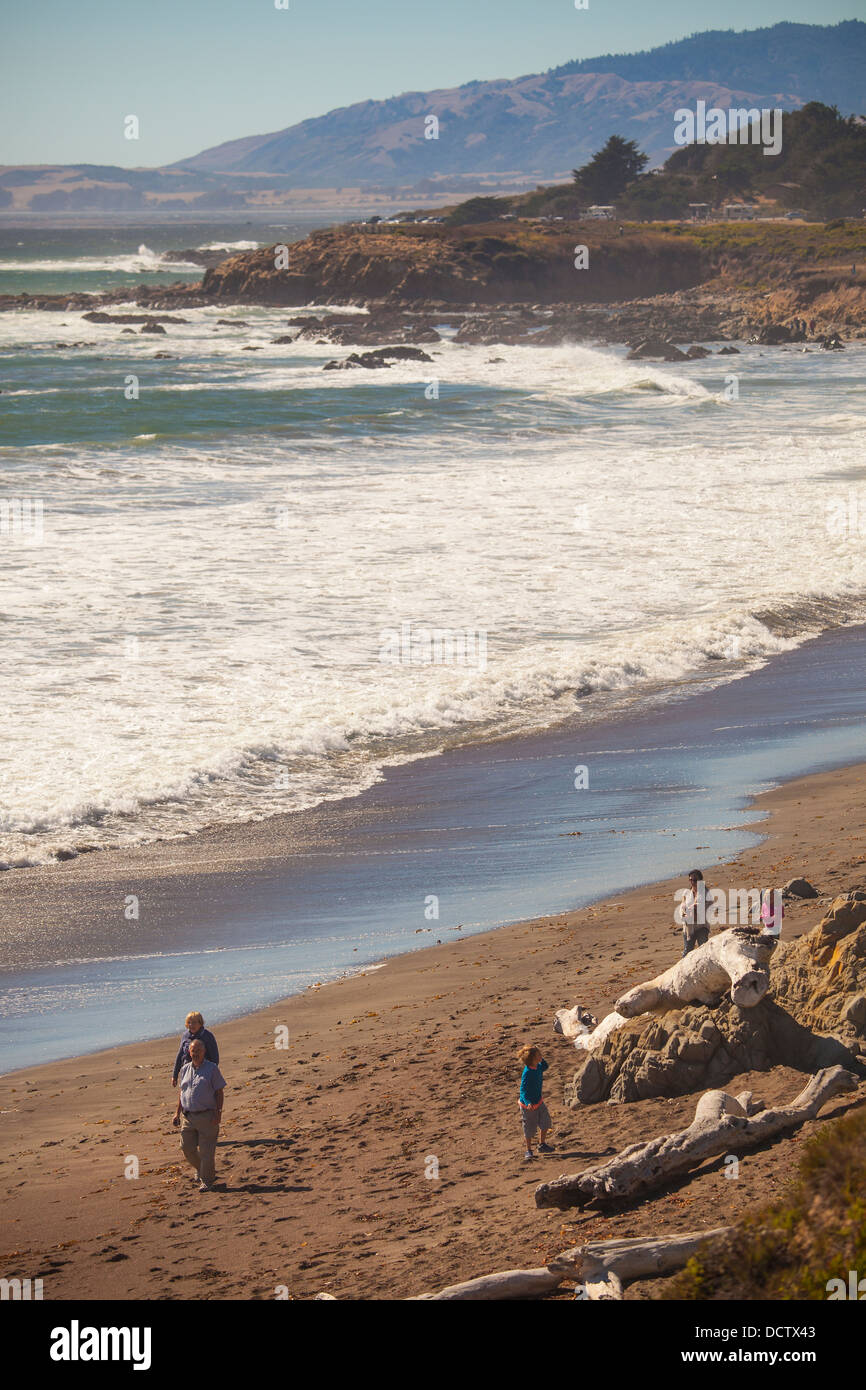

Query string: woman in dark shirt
171 1010 219 1086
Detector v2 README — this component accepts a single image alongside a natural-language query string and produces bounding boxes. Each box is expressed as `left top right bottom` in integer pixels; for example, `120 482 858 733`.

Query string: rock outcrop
565 894 866 1106
783 877 818 899
199 227 708 308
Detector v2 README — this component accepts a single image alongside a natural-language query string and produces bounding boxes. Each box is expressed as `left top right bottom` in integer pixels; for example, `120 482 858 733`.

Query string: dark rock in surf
322 345 434 370
750 324 794 345
83 311 186 324
626 338 688 362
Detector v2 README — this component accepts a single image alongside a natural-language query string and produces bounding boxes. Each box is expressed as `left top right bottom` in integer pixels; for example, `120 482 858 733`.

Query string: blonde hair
518 1044 541 1067
185 1011 204 1029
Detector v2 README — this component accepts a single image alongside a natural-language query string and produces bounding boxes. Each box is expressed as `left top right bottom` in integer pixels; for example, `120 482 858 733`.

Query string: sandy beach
2 759 864 1301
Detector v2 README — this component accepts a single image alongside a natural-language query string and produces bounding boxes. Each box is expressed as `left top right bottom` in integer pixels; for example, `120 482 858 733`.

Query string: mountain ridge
175 21 865 186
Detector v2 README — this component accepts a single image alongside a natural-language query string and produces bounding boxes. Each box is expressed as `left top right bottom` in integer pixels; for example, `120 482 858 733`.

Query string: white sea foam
0 244 201 274
196 240 260 252
1 313 864 867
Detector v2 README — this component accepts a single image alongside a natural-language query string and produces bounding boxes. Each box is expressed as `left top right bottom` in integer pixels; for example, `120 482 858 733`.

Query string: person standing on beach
676 869 709 956
518 1045 553 1162
760 888 785 938
171 1011 219 1087
173 1037 226 1192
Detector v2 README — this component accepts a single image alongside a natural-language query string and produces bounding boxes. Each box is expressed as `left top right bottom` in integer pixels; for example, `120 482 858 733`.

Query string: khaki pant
181 1109 219 1187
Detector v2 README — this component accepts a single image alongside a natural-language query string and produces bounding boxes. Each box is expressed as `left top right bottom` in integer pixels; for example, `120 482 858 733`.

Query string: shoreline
5 621 866 1075
1 757 863 1299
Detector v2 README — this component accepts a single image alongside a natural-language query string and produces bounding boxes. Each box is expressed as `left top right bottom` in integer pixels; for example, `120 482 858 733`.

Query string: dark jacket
173 1026 219 1081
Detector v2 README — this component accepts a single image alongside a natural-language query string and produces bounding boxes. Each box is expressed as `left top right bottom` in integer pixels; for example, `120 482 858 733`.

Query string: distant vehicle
586 205 616 220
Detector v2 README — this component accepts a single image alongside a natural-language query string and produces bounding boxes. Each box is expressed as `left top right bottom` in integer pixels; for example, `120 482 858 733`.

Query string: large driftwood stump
559 929 776 1059
616 928 776 1016
536 1064 859 1210
410 1228 729 1301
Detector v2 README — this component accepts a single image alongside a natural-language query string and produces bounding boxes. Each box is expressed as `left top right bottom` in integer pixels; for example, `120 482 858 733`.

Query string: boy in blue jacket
518 1044 554 1161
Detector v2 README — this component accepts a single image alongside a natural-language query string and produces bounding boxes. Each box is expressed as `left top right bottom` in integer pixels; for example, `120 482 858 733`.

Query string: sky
0 0 861 167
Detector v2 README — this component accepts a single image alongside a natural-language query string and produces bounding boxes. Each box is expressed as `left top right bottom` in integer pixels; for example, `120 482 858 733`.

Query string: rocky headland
2 220 864 349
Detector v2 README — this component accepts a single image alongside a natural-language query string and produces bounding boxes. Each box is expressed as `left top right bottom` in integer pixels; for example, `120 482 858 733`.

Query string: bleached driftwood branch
553 1227 731 1300
558 930 777 1056
409 1228 730 1301
615 928 776 1016
411 1267 565 1301
535 1064 859 1210
553 1004 597 1041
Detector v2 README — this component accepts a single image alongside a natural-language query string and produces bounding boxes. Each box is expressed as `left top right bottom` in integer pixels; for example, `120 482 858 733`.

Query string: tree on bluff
573 136 649 204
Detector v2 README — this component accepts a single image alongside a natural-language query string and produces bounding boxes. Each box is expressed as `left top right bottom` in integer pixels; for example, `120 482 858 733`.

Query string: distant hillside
556 20 865 112
176 22 865 187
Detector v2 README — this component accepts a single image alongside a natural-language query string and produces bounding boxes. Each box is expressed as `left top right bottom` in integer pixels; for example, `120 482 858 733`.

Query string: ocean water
0 217 339 295
1 227 866 870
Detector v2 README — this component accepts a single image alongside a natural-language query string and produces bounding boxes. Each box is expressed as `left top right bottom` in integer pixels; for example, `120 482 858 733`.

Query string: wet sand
1 760 864 1301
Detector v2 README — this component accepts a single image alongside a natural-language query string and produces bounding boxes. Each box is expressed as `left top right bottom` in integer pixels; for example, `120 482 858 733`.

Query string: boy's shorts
520 1101 552 1141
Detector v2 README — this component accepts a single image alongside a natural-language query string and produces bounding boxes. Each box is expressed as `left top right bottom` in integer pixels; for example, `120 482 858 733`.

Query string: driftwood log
616 928 776 1015
554 1004 597 1041
410 1227 729 1301
555 1228 730 1300
562 929 777 1056
535 1064 859 1210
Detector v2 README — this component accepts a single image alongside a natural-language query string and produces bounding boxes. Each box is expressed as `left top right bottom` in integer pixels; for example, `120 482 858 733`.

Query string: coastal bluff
197 220 866 337
199 223 707 307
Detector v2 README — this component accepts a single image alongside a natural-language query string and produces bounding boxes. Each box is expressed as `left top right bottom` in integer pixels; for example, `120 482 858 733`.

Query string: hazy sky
1 0 861 167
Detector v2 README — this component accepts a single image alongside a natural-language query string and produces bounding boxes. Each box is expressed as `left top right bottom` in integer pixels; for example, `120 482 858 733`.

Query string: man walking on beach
173 1038 226 1192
